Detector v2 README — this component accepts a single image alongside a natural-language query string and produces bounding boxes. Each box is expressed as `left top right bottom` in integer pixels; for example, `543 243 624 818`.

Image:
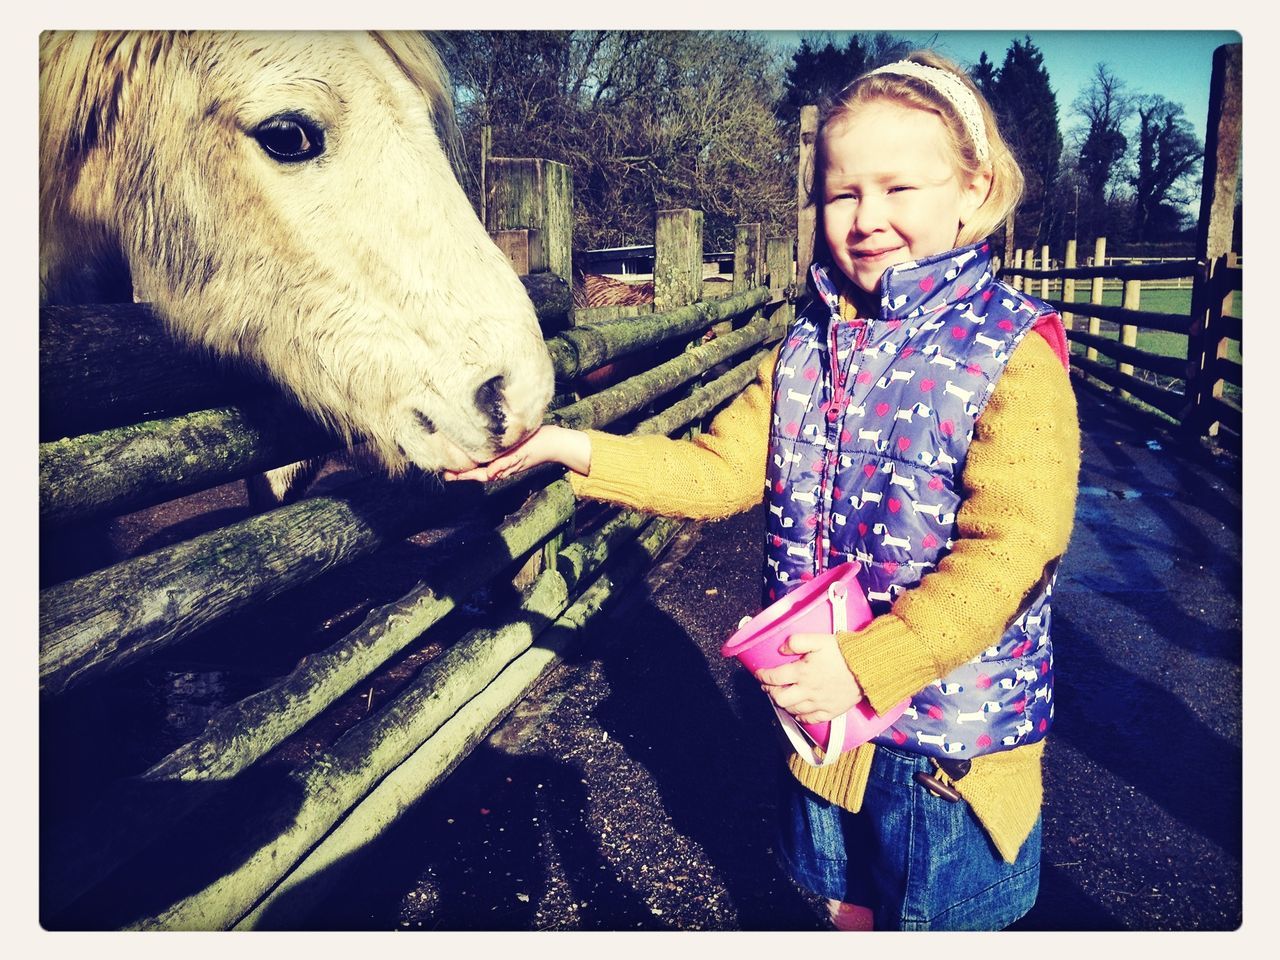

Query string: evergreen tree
776 32 913 130
970 51 997 100
987 36 1063 249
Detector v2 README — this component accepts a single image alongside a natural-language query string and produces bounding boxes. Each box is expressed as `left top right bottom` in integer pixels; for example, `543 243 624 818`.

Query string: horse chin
387 423 484 476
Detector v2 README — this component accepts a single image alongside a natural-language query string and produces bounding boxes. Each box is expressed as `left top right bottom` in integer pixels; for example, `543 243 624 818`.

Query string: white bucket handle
773 704 847 766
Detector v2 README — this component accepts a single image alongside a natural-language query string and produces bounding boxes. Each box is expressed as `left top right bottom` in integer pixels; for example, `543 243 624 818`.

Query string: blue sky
763 30 1240 146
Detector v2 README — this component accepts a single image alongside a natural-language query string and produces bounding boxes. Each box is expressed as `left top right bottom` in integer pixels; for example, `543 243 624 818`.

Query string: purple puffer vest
764 239 1061 760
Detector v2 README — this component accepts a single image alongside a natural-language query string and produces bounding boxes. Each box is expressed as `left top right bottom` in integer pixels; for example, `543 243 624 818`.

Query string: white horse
40 31 554 493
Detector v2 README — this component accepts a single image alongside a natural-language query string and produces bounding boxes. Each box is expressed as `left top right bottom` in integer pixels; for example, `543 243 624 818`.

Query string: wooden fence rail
40 287 781 698
1015 260 1202 283
41 285 768 530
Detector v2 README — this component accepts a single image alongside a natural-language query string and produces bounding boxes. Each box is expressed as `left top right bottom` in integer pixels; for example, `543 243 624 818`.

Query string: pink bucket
720 562 910 766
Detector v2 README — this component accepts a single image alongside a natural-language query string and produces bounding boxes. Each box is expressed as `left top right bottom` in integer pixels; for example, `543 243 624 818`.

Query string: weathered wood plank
1044 299 1192 336
1087 237 1107 363
572 303 655 324
766 235 796 328
551 313 778 431
39 303 264 442
40 403 336 527
39 477 446 697
1185 44 1242 439
733 223 764 295
493 228 547 276
633 347 775 438
1016 259 1198 282
1118 278 1142 398
1062 240 1077 331
545 286 770 380
796 105 818 284
486 158 574 283
653 209 703 312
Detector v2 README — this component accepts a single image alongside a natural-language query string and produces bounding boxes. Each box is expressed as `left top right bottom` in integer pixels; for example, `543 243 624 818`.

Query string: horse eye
252 114 325 163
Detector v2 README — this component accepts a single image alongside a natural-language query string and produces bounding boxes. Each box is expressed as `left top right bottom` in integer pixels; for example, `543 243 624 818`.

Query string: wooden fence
1000 44 1242 450
39 154 795 928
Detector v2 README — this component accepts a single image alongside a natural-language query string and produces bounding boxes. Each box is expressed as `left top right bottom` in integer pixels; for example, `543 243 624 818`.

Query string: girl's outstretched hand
442 424 591 483
755 633 865 725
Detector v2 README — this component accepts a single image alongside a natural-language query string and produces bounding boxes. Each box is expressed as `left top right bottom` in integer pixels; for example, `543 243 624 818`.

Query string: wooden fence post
655 209 705 435
486 156 575 587
1011 248 1024 291
1087 237 1107 363
492 229 546 277
999 215 1015 276
1062 240 1077 333
655 209 704 313
797 106 819 286
721 222 764 340
486 157 574 288
1118 278 1141 399
1040 244 1051 300
1185 43 1242 438
767 236 796 329
733 223 764 295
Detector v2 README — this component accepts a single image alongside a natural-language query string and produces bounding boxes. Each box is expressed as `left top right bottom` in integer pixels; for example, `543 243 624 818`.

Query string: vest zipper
814 312 869 575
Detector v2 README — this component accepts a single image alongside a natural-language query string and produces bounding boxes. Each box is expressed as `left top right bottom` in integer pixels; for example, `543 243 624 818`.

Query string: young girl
446 51 1080 932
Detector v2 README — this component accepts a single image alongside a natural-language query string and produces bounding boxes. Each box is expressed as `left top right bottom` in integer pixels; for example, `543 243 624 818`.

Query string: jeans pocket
900 810 1043 931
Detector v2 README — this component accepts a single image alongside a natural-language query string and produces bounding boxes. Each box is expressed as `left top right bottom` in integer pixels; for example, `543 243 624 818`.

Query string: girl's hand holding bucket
720 562 910 766
756 633 865 726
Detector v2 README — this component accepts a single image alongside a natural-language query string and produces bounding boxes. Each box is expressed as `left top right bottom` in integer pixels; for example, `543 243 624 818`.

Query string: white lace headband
863 60 991 164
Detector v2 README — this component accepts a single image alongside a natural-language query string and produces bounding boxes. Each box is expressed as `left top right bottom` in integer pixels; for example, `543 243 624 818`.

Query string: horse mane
368 31 466 181
40 32 177 215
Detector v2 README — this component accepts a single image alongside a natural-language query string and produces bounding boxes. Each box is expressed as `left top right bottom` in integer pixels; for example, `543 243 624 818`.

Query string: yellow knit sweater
568 322 1080 862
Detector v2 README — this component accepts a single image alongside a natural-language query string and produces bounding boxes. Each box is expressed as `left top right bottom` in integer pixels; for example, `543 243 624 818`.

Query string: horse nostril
414 409 437 434
475 375 507 439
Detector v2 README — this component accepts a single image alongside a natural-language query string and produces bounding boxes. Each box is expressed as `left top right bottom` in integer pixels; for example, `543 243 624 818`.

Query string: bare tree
1129 95 1202 241
1071 63 1131 243
438 31 793 251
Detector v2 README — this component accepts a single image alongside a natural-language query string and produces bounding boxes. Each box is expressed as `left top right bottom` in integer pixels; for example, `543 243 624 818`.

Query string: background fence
1001 44 1242 451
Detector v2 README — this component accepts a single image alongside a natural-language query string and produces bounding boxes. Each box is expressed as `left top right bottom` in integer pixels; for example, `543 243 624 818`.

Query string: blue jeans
774 744 1042 931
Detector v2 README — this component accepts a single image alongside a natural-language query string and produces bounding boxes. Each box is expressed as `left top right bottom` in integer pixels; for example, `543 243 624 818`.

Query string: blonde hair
810 50 1023 258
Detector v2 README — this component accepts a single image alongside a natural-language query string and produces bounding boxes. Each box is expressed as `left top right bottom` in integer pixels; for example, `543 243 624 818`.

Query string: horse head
40 30 554 474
